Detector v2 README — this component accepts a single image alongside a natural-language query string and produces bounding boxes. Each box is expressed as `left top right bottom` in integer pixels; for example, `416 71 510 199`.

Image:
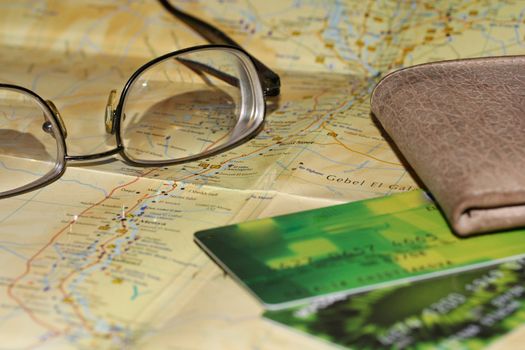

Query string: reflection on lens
0 88 61 195
120 47 263 164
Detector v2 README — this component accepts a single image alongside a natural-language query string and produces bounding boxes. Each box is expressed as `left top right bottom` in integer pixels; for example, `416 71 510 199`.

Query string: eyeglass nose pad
105 89 117 134
42 99 68 139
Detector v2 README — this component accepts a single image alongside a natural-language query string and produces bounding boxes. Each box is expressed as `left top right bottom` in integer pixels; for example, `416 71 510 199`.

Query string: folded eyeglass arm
157 0 280 97
175 57 240 88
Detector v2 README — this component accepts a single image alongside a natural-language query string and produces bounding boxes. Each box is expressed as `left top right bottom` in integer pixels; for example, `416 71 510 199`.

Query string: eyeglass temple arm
176 57 240 89
157 0 280 97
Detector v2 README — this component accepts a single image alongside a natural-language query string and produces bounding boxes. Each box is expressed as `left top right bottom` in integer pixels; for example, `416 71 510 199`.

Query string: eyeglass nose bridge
105 89 117 134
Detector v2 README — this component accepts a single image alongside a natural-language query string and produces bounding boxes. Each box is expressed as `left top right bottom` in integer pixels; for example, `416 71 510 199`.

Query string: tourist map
1 1 525 348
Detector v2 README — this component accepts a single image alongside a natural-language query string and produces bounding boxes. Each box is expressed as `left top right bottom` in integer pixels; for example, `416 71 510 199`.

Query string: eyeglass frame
0 3 281 199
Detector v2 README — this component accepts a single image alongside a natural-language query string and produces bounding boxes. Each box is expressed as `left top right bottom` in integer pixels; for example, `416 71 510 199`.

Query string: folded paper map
1 1 525 348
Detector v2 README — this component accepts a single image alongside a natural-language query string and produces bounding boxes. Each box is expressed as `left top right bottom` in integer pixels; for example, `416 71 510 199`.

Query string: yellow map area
0 1 524 348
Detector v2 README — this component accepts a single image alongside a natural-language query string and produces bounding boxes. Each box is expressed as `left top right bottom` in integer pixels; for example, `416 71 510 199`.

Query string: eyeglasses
0 0 280 199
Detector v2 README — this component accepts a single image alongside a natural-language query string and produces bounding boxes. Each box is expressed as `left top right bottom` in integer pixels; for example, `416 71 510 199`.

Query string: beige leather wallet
371 56 525 236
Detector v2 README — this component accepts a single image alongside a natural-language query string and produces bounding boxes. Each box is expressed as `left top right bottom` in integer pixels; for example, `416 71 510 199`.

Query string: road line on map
320 121 400 166
53 180 199 334
6 170 157 336
54 183 162 334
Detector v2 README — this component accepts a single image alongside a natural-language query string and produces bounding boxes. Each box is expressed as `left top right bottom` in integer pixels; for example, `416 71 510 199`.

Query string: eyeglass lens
119 48 255 163
0 88 61 194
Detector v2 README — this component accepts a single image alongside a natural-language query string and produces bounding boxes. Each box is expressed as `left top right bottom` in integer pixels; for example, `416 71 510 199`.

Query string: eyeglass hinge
105 89 117 134
45 99 68 138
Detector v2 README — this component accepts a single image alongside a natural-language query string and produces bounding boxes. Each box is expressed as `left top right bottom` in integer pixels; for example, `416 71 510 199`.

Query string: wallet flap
371 56 525 235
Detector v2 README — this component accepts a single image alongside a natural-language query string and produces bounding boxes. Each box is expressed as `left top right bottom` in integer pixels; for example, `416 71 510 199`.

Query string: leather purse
370 56 525 236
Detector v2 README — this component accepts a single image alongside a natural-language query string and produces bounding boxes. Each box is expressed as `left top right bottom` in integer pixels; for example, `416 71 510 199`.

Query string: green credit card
194 190 525 309
264 257 525 349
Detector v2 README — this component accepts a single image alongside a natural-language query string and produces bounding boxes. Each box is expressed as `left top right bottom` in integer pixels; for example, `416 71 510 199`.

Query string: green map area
0 1 524 348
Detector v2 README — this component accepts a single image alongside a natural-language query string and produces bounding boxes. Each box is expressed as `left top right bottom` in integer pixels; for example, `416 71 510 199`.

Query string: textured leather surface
371 56 525 236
